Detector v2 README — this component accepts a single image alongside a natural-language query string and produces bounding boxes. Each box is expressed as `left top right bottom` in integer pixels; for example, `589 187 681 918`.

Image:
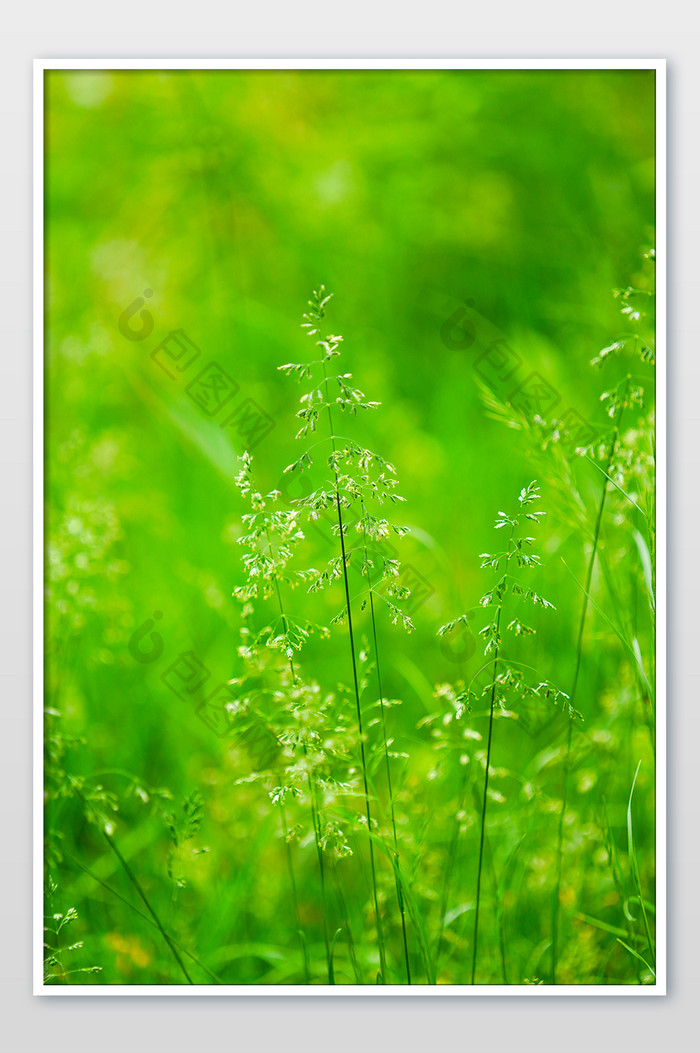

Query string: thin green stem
265 525 331 983
73 784 193 984
304 750 333 981
62 850 223 983
471 607 501 985
323 364 388 983
49 890 67 984
361 514 411 983
551 380 629 984
470 518 519 985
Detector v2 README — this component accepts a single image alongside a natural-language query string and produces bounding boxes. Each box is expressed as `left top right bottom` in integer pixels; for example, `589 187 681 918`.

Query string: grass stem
361 511 412 983
551 383 628 983
74 784 193 984
266 526 330 983
471 607 501 985
324 368 388 983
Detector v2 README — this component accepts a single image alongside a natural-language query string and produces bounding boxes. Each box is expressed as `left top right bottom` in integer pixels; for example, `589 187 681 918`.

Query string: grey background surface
2 10 696 1052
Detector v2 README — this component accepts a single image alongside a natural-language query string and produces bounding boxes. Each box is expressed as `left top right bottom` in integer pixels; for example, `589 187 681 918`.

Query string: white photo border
33 57 666 997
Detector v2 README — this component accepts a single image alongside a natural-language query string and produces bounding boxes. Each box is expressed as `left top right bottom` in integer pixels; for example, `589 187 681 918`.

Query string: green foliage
165 791 207 890
44 879 102 984
44 69 656 987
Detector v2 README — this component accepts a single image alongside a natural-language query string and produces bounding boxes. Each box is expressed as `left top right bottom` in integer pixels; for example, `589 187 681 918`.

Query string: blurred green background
44 68 656 985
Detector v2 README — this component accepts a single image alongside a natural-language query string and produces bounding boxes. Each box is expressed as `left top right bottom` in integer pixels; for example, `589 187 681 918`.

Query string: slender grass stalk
471 510 523 986
442 484 553 985
627 761 655 969
73 784 193 984
63 850 223 983
303 750 334 981
471 605 502 985
361 510 411 983
551 380 629 983
321 364 388 983
435 617 477 968
278 289 413 983
266 528 331 983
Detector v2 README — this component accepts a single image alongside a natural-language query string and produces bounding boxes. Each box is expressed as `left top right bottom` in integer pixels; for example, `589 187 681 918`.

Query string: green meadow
44 68 656 986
